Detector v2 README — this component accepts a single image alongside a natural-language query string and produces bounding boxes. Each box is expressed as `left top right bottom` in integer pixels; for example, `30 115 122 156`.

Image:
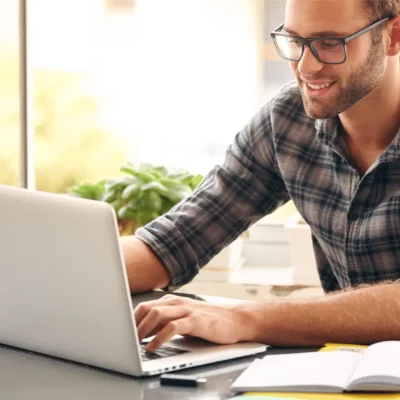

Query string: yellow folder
319 343 367 352
243 343 400 400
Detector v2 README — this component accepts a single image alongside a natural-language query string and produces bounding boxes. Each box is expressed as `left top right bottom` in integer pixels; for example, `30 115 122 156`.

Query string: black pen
160 373 207 387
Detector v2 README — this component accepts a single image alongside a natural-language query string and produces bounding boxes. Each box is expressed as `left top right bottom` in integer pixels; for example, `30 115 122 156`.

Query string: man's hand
134 294 248 351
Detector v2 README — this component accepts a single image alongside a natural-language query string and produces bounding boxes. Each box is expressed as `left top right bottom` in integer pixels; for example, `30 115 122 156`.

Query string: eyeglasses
270 15 394 65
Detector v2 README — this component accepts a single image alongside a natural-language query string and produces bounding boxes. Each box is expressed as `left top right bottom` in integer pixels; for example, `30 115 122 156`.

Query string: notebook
231 341 400 393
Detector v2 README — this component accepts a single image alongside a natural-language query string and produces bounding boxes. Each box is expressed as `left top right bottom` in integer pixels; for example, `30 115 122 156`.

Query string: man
122 0 400 352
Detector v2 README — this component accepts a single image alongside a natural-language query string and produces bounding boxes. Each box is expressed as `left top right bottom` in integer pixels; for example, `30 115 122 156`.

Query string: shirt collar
314 117 341 148
314 117 400 162
381 125 400 162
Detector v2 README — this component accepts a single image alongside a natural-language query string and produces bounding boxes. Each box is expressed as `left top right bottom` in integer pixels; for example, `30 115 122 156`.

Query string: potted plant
69 162 204 235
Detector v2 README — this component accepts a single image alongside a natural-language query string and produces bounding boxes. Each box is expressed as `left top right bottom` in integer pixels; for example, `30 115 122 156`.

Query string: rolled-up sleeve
135 100 290 290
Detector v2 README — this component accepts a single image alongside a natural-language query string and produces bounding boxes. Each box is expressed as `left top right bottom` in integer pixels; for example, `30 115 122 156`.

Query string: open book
231 341 400 393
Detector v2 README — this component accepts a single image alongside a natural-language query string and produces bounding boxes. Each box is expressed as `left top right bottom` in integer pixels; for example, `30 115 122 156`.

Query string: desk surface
0 292 317 400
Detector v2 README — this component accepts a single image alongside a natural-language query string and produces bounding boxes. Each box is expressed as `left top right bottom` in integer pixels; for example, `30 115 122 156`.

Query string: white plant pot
285 213 321 286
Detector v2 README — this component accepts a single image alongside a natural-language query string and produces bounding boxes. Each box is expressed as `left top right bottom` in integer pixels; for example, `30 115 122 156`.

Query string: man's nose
297 46 324 76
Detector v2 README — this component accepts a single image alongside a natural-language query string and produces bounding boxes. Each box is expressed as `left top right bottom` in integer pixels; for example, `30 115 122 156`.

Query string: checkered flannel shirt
135 81 400 293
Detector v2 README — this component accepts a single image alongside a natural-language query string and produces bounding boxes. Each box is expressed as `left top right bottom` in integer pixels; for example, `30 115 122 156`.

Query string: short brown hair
362 0 400 42
363 0 400 20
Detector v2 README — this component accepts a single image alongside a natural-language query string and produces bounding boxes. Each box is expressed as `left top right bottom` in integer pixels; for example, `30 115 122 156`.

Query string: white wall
133 0 263 172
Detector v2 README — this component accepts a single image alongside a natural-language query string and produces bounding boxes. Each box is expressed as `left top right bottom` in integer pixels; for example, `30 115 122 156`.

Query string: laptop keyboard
140 344 189 361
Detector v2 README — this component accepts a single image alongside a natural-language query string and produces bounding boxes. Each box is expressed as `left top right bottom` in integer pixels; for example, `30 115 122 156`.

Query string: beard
298 40 386 119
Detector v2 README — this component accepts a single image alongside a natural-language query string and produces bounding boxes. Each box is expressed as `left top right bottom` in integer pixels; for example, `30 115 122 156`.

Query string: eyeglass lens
274 36 346 63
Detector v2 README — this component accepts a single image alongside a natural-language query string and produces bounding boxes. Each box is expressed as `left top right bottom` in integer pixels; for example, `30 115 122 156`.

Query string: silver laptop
0 185 267 376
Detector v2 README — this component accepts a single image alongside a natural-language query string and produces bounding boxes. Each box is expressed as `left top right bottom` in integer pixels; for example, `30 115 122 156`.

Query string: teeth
307 82 332 90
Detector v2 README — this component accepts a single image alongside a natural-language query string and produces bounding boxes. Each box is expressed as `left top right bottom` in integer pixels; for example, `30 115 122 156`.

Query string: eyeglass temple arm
344 15 395 43
272 23 285 33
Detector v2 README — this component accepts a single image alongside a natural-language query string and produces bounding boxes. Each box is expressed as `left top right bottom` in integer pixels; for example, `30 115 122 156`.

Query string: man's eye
288 38 302 47
319 40 341 50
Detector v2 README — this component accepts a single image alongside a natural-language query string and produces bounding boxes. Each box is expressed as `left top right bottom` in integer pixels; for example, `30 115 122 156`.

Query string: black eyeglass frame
270 15 395 65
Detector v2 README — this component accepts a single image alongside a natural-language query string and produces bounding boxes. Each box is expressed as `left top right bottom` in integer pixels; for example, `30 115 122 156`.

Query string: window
0 1 20 187
24 0 296 224
133 0 266 174
261 0 292 103
29 0 132 193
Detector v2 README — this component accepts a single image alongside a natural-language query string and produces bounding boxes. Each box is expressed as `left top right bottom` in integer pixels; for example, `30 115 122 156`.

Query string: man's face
285 0 386 119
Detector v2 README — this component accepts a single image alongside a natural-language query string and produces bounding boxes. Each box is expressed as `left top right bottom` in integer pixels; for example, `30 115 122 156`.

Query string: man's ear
387 15 400 56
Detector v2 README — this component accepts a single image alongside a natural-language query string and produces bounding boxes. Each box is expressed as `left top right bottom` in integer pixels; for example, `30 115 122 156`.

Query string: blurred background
1 0 293 192
1 0 323 293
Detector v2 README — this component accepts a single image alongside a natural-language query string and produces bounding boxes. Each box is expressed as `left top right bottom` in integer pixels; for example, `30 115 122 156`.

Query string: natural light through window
1 0 292 202
133 0 261 173
30 0 264 175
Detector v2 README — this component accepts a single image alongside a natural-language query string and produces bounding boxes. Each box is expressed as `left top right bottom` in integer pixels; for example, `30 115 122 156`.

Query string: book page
347 341 400 389
231 351 361 392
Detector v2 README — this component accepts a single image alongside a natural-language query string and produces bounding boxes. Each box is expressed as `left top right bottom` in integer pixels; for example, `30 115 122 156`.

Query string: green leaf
150 165 168 176
101 191 118 203
119 162 137 176
178 175 195 188
135 170 158 183
158 176 178 186
141 181 168 193
121 181 142 200
117 205 137 220
120 166 156 183
96 179 108 191
139 163 156 172
110 198 125 212
145 191 163 212
136 191 161 212
70 183 104 200
70 187 89 198
160 180 186 190
160 181 192 202
190 174 204 189
126 198 140 210
160 198 176 214
105 177 133 191
137 210 159 227
170 173 204 189
101 163 203 223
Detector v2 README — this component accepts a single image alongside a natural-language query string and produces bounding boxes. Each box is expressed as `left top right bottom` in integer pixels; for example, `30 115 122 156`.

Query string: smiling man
121 0 400 351
281 2 391 122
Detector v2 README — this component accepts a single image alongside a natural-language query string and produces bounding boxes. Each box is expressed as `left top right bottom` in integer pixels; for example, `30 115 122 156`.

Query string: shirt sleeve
135 100 291 290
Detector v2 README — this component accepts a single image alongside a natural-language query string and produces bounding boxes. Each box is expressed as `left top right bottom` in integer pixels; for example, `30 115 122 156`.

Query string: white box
195 258 245 282
285 213 321 286
247 222 290 243
204 237 244 270
242 242 290 267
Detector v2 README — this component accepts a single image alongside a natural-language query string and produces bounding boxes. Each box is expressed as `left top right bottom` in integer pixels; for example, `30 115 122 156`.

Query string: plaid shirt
135 81 400 293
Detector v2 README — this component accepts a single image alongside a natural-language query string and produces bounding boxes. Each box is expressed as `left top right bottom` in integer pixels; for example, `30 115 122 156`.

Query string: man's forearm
120 236 171 293
236 282 400 346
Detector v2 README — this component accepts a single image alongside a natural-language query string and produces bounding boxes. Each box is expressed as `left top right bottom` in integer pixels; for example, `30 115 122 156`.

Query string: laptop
0 185 267 376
